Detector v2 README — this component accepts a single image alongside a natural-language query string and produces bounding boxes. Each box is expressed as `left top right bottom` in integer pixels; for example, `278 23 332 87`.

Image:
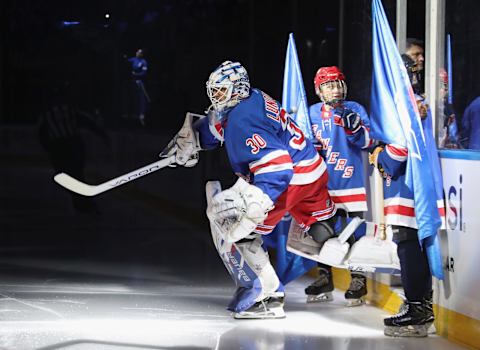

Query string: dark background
0 0 394 129
0 0 479 266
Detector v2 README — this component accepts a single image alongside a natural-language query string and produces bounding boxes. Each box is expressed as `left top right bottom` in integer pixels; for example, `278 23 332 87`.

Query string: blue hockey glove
338 108 362 133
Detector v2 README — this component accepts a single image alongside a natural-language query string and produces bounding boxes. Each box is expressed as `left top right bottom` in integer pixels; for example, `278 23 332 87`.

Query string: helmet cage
314 66 347 106
317 80 347 106
206 61 250 112
206 82 235 112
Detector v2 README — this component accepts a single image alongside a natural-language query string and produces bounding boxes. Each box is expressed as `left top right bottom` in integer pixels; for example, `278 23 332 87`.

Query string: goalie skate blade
345 298 365 307
234 306 286 320
384 325 428 338
306 292 333 303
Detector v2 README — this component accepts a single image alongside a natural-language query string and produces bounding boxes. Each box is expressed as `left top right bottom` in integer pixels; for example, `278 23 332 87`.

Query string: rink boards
331 149 480 349
435 150 480 347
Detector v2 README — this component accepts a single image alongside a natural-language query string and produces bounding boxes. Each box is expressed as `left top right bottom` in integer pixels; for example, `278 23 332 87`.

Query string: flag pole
370 0 408 240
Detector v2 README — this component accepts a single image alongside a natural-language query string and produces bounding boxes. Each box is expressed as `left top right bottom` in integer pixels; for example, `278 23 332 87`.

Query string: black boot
423 291 435 328
305 267 334 303
384 300 429 337
344 273 367 306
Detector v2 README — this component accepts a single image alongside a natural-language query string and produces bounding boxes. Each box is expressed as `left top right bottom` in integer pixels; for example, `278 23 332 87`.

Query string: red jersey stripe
330 193 367 203
384 204 415 217
250 154 292 174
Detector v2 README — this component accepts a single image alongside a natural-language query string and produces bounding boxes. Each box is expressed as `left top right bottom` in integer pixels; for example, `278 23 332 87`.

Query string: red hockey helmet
314 66 345 90
314 66 347 106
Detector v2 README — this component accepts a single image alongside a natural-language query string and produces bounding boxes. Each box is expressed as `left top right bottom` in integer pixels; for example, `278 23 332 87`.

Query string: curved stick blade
54 173 100 196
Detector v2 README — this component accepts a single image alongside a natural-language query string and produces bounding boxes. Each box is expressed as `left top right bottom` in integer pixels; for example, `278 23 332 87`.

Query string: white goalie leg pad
206 181 280 312
211 178 274 243
346 224 401 274
317 217 365 266
236 236 281 302
160 112 203 167
286 218 323 260
286 217 364 268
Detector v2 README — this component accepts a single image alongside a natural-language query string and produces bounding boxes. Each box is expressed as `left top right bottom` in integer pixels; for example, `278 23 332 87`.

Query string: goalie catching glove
210 178 274 243
160 112 203 167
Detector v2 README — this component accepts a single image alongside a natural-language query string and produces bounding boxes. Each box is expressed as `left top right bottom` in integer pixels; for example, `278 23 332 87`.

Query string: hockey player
304 66 372 306
463 96 480 149
368 54 445 337
126 49 149 125
438 68 461 149
404 38 425 95
163 60 339 319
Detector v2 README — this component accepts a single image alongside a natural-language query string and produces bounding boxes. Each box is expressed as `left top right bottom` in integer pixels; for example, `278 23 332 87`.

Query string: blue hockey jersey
128 57 148 80
377 107 445 229
196 89 327 203
463 96 480 150
309 101 372 212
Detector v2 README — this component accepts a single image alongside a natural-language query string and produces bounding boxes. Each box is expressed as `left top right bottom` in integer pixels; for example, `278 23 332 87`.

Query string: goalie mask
206 61 250 113
314 66 347 107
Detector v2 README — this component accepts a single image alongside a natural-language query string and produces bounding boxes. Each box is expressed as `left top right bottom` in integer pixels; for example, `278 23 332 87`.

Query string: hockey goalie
162 60 404 319
161 60 344 318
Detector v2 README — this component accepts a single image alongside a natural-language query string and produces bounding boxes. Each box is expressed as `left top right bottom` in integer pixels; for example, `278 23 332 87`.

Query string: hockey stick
138 80 151 103
54 155 175 197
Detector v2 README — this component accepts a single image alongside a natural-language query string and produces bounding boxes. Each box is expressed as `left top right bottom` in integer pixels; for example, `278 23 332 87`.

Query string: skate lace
391 303 409 318
260 298 269 313
311 276 329 287
349 277 365 291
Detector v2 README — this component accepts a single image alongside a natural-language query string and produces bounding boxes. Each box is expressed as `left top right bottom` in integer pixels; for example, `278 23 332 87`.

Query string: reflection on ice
0 273 463 350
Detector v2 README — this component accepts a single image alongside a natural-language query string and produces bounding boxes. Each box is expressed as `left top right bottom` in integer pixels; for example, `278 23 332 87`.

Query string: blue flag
446 34 459 145
370 0 444 279
282 33 313 140
261 33 316 285
447 34 453 105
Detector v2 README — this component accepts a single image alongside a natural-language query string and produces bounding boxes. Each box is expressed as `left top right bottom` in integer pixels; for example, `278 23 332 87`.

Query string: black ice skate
384 300 429 337
423 291 436 333
344 273 367 307
305 268 334 303
234 295 286 319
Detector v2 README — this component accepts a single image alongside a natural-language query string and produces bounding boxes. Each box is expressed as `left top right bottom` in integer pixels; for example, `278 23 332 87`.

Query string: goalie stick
54 155 175 196
54 111 205 196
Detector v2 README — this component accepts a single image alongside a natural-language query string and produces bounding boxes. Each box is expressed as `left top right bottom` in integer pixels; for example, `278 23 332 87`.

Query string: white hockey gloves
160 112 203 167
210 178 274 243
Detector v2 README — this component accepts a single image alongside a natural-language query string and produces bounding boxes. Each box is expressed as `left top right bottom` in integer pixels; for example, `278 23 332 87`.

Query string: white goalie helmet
206 60 250 112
